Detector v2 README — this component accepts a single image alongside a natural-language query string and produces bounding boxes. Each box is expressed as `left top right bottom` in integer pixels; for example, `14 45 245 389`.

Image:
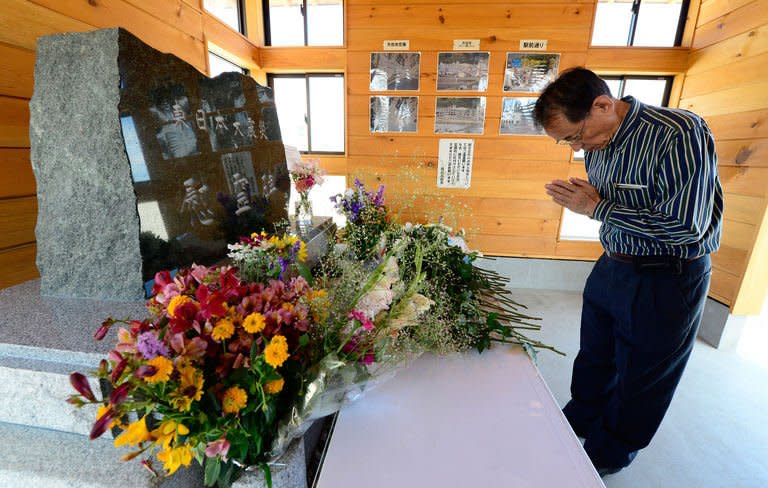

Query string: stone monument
30 28 289 300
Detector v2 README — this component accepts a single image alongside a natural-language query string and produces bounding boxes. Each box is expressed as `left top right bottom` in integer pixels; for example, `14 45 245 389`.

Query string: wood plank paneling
721 218 757 251
0 43 35 99
679 82 768 117
123 0 204 40
0 96 30 148
0 196 37 249
722 193 766 225
712 243 750 275
586 48 688 75
687 24 768 75
709 266 741 305
29 0 207 72
260 47 346 71
0 149 35 198
705 109 768 140
715 138 768 167
0 244 38 288
693 0 768 49
347 4 593 30
681 51 768 98
698 0 755 27
719 166 768 197
468 234 556 257
0 0 93 51
732 203 768 314
346 27 590 52
554 240 602 260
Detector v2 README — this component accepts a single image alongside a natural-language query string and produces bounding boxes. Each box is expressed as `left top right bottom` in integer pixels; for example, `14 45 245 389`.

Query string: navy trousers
563 253 711 470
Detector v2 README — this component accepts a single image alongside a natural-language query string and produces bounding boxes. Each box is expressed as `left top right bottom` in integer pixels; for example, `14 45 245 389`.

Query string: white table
316 346 605 488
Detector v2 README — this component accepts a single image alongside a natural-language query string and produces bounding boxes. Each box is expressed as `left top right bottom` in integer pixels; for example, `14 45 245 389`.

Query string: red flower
90 407 115 439
69 372 96 402
109 382 132 405
196 285 228 320
94 319 114 341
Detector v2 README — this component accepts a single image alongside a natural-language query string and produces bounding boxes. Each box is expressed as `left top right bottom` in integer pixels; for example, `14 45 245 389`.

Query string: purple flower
136 331 169 360
373 185 385 207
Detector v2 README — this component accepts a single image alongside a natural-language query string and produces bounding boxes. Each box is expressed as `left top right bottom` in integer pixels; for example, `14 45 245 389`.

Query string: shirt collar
607 95 642 149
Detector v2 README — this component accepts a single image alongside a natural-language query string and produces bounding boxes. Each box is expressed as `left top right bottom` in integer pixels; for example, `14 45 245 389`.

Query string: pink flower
348 309 374 331
205 437 231 459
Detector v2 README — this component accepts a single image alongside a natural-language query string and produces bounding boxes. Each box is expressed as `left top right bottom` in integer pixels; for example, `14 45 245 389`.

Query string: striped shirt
588 96 723 259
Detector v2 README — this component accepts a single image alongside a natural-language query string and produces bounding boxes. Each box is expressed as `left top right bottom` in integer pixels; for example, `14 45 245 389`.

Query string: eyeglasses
555 117 587 146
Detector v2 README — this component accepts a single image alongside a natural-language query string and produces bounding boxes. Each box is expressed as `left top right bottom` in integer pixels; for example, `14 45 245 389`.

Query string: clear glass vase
295 191 313 228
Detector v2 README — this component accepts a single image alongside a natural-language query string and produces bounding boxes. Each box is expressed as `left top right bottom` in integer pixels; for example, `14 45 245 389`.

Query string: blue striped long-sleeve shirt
588 96 723 259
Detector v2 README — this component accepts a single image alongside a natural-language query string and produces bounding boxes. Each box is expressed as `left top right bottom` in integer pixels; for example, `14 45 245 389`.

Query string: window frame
591 0 690 47
208 51 250 76
602 74 674 106
267 73 346 155
205 0 247 35
262 0 344 47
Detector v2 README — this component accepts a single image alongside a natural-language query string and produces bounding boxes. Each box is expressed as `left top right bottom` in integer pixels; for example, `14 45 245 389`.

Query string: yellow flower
264 378 284 394
167 295 193 318
157 444 193 475
144 356 173 383
264 335 289 368
114 415 151 448
171 394 193 412
212 318 235 341
297 241 308 262
96 405 122 429
169 364 204 412
222 386 247 415
242 312 266 334
152 419 190 450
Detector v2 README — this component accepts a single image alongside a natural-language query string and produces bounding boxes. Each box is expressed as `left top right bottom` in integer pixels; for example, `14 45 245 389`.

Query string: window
288 174 347 226
204 0 246 34
208 52 248 77
263 0 344 46
562 74 673 241
268 74 345 153
591 0 689 47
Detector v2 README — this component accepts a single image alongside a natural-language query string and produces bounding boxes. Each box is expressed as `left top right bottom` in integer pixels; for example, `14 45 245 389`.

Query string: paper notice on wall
283 144 302 171
437 139 474 189
383 40 410 50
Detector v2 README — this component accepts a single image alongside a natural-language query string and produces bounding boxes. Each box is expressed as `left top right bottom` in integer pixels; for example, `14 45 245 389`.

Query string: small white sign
453 39 480 50
283 145 302 171
383 40 410 50
520 39 548 50
437 139 474 189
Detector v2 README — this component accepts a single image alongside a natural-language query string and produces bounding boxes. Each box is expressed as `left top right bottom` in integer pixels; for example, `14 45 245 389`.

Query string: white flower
388 293 434 330
356 289 394 319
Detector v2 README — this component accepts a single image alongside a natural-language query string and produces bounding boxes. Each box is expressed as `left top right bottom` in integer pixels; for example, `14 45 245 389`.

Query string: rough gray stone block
30 28 144 300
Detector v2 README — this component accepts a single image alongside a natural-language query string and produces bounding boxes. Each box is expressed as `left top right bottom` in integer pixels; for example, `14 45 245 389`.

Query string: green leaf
299 334 309 347
260 462 273 488
204 457 221 487
296 262 314 285
250 340 258 366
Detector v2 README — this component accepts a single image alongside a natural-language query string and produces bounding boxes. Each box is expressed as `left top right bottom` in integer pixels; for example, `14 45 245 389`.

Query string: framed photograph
503 53 560 93
434 97 486 135
436 52 490 91
499 97 544 135
370 52 421 91
370 96 419 133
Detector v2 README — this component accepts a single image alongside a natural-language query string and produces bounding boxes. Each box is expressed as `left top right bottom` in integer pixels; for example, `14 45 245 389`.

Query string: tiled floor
512 288 768 488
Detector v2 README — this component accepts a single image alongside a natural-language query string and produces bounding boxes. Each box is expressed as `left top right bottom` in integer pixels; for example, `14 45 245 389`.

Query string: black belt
605 252 703 273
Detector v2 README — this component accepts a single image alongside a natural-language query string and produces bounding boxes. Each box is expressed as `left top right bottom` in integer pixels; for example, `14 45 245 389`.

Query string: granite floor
514 288 768 488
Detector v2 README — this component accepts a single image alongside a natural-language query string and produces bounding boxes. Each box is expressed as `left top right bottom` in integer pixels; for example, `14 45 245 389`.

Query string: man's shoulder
639 104 706 135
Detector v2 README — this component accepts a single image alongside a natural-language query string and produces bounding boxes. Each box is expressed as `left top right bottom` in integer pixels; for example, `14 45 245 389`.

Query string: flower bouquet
331 178 393 261
227 231 309 284
68 263 328 488
289 157 325 226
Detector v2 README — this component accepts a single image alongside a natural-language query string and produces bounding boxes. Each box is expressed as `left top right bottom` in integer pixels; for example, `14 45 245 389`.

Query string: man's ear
591 95 614 115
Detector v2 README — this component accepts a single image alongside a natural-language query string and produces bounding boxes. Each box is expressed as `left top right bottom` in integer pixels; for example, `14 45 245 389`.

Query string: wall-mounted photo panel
370 52 421 91
370 96 419 133
436 52 490 91
503 52 560 93
435 97 486 135
500 97 544 136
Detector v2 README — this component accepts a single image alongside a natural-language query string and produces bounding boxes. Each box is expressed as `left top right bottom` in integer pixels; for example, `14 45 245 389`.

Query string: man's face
544 97 616 152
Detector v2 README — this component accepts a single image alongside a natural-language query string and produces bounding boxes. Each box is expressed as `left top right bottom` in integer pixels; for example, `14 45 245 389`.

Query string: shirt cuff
591 199 614 222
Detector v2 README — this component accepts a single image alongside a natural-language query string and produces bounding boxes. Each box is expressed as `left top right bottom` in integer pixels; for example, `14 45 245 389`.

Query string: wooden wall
0 0 260 288
679 0 768 310
344 0 686 260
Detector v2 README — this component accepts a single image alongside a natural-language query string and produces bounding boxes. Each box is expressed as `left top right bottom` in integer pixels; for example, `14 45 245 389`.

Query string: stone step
0 420 310 488
0 343 102 436
0 421 203 488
